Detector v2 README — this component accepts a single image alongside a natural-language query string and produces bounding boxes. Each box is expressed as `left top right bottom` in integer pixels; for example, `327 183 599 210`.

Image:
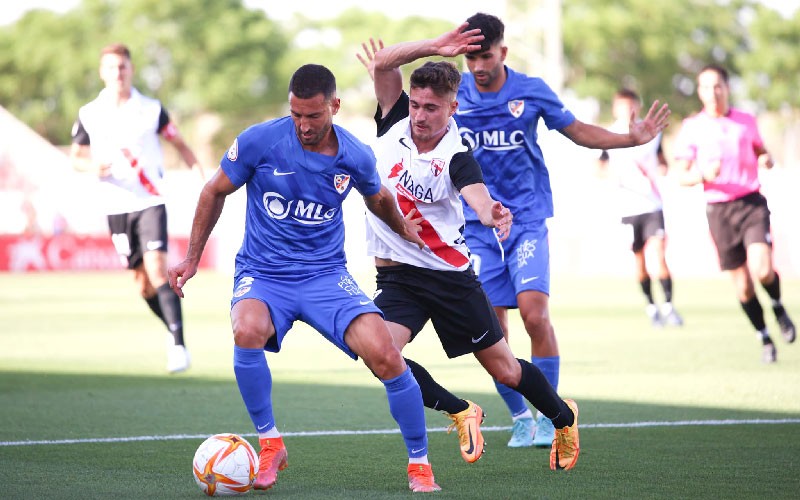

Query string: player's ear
449 99 458 117
330 97 341 115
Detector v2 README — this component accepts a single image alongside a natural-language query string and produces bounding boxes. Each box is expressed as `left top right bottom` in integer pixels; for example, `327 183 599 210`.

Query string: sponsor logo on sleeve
226 138 238 162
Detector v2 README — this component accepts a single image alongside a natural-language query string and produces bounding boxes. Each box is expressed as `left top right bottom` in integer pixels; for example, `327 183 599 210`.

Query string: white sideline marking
2 418 799 447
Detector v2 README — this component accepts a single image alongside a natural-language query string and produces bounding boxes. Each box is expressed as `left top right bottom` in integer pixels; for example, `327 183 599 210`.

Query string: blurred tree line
1 0 797 158
560 0 800 119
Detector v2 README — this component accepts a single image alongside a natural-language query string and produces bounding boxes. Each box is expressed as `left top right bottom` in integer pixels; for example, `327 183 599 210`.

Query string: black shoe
777 312 796 343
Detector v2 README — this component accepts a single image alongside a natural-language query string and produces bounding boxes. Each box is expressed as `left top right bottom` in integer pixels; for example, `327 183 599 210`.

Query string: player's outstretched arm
168 168 238 297
364 185 425 249
373 23 483 72
460 183 513 241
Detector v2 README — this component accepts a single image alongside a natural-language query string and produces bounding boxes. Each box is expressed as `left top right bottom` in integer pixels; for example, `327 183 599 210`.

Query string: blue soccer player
456 13 669 447
168 64 441 493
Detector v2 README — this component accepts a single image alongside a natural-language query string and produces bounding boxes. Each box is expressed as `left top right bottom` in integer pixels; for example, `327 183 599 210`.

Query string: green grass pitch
1 271 798 499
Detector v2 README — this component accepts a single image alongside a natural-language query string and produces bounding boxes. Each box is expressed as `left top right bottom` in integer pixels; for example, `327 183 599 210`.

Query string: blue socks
494 379 529 418
383 367 428 458
234 347 428 457
532 355 560 391
233 345 275 432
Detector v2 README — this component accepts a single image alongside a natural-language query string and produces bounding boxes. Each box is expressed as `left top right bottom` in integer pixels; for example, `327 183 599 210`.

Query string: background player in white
168 64 442 493
597 88 683 328
70 43 205 373
455 13 670 447
357 28 580 472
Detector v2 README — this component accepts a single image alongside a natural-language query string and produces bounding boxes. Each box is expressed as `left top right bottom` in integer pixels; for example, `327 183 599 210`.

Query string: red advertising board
0 234 215 272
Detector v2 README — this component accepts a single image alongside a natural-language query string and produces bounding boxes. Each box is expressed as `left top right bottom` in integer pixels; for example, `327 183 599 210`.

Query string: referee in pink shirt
673 64 795 363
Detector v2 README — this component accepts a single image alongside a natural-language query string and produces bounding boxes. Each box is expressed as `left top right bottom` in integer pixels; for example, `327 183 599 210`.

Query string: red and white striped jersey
366 93 484 271
72 88 168 215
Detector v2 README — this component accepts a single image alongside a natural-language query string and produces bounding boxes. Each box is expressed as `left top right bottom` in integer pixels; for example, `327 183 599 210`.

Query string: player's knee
522 313 551 337
365 346 405 380
492 366 520 387
232 319 270 349
750 262 772 283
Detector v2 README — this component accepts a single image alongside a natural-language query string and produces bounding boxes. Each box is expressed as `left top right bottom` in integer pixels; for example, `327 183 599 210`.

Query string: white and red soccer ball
192 433 258 496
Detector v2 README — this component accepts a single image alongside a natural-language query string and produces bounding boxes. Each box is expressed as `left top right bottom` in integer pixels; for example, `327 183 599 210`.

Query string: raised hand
630 100 671 145
433 22 484 57
356 38 385 81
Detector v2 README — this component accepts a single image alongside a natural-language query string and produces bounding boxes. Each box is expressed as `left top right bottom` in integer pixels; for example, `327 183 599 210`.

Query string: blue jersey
455 67 575 224
220 117 381 276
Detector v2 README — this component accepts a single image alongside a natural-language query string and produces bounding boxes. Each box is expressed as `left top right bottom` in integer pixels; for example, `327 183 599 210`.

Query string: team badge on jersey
508 100 525 118
430 158 444 177
227 138 238 161
334 173 351 194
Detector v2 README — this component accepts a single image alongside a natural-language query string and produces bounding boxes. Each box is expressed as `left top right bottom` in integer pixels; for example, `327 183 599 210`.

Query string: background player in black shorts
70 43 206 373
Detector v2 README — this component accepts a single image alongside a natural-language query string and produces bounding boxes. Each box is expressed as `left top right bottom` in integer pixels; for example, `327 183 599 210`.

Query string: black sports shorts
374 263 504 358
621 210 666 253
706 191 771 271
107 204 168 270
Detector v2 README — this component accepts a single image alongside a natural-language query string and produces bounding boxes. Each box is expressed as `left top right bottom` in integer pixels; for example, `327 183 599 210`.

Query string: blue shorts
464 220 551 308
230 268 383 359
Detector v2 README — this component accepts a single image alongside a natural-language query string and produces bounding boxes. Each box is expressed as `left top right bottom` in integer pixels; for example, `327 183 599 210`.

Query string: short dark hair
289 64 336 100
615 88 641 103
101 43 131 60
465 12 504 52
699 64 729 84
409 61 461 98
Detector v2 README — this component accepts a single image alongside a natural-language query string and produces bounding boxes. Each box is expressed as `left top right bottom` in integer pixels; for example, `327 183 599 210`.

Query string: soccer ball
192 433 258 496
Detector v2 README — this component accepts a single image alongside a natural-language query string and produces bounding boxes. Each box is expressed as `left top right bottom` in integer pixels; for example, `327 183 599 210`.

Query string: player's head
408 61 460 146
288 64 341 148
99 43 134 96
696 64 730 115
612 88 642 121
463 13 507 91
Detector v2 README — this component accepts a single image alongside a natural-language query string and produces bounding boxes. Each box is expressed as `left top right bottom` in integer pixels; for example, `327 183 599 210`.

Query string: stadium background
1 0 798 278
1 107 797 279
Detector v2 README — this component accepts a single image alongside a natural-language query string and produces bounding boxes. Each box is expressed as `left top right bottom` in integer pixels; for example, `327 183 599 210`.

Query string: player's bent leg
476 342 538 448
478 345 578 465
403 358 482 462
491 305 535 447
516 290 559 357
345 313 406 379
230 300 286 489
760 272 796 344
517 291 561 445
345 314 438 491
